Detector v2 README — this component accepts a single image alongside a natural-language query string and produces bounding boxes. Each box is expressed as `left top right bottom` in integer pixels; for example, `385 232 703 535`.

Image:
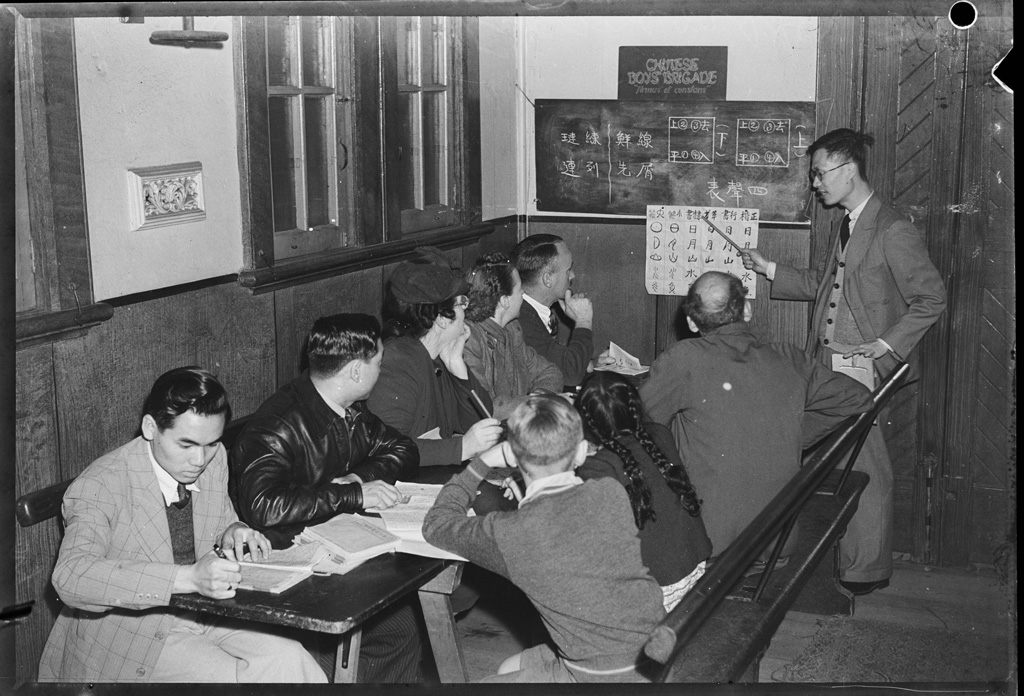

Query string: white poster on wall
644 204 759 297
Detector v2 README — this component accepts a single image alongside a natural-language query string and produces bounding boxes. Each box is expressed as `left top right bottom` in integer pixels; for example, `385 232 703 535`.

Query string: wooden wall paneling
274 267 386 385
51 284 277 475
964 15 1014 568
654 294 688 356
475 218 520 257
890 16 968 561
814 17 864 137
234 16 271 270
936 15 1013 568
37 18 92 309
523 221 658 364
14 345 61 683
17 18 58 312
352 16 384 247
862 16 901 209
857 15 932 559
746 226 810 349
812 17 864 272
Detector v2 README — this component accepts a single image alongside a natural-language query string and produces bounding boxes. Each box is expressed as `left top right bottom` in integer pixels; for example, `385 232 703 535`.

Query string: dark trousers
359 596 426 683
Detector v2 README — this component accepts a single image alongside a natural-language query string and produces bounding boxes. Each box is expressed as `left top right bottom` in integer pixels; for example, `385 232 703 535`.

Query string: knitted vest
165 498 196 565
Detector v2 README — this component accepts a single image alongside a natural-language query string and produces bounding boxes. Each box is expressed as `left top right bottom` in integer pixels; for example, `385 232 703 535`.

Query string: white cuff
766 261 777 281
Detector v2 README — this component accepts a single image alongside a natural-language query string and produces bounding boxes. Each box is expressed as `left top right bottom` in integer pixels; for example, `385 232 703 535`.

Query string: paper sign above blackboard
618 46 727 101
534 99 815 222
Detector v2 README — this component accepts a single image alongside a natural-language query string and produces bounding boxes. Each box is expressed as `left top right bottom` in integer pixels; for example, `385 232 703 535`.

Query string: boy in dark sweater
422 394 666 683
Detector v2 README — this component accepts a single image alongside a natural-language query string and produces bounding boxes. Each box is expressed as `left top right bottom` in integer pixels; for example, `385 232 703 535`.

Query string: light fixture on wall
150 17 228 48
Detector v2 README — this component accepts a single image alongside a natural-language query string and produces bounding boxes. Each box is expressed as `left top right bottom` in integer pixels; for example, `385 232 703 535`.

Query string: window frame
13 15 113 348
235 14 485 293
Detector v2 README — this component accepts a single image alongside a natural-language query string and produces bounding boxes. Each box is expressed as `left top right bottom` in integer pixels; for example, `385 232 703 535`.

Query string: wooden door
819 15 1014 568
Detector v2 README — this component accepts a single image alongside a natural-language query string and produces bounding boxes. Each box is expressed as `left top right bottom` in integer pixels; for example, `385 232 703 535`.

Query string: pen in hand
213 543 252 562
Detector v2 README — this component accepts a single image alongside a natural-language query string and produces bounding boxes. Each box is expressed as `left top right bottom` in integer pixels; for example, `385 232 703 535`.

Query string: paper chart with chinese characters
645 205 759 297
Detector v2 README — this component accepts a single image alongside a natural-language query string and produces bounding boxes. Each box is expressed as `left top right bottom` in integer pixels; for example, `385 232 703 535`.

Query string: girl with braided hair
575 371 712 611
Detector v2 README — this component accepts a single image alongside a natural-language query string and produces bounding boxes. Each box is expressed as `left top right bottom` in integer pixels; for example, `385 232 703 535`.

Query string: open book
236 542 331 594
296 513 400 564
365 482 467 562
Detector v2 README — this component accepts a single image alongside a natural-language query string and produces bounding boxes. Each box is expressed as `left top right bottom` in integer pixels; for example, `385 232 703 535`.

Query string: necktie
171 482 191 509
839 215 851 251
547 312 559 337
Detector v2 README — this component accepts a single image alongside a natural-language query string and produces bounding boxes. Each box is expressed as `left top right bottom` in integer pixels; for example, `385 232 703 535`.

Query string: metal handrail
644 362 909 672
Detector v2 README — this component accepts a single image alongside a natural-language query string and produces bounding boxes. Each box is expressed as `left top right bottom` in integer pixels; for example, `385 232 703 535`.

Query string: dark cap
389 246 468 304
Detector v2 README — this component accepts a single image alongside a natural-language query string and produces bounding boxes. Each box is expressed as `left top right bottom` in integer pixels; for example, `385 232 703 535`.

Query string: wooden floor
453 559 1015 684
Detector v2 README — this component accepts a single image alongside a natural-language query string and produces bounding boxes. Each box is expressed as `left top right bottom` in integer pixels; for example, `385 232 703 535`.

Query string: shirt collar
847 192 873 229
295 371 358 438
147 441 200 507
523 293 553 331
520 470 583 505
313 381 352 419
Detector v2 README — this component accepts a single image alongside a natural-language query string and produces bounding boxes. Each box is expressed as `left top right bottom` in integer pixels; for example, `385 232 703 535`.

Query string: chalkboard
535 99 815 222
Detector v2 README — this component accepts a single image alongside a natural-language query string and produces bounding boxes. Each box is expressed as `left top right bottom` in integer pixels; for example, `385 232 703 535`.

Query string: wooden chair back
15 414 253 528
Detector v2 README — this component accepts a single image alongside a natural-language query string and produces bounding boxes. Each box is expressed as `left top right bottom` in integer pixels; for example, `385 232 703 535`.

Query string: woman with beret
463 252 564 419
367 247 504 467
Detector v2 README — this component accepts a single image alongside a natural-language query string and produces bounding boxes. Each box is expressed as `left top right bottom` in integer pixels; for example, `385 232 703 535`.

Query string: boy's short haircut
506 394 583 470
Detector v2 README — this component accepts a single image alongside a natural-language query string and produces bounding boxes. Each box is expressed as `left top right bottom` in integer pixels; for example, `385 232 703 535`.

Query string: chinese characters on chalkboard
645 205 759 298
535 100 815 220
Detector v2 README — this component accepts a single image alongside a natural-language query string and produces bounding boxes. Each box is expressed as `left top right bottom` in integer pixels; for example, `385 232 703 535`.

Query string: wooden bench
645 363 909 683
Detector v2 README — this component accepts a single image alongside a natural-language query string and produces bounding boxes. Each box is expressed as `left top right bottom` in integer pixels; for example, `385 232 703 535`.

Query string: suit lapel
192 445 228 552
126 437 175 563
843 195 881 272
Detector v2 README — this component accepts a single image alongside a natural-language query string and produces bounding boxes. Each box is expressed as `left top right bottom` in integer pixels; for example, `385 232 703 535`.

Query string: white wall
76 17 243 300
479 16 818 219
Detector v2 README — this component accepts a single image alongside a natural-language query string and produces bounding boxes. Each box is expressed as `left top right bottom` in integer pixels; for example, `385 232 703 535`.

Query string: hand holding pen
214 522 272 562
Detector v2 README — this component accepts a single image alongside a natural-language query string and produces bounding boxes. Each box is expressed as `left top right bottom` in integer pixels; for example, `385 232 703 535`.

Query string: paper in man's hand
593 342 649 376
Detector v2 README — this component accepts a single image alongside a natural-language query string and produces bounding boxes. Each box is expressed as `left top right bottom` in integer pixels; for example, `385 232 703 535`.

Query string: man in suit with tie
511 234 611 387
741 128 946 595
39 367 326 683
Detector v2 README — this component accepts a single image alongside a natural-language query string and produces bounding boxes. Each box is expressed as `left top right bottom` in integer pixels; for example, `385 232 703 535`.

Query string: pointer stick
703 214 743 252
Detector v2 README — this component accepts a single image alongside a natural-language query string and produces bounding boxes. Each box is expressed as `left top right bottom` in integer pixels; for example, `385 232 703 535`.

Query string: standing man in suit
39 367 326 683
741 128 946 595
511 234 611 387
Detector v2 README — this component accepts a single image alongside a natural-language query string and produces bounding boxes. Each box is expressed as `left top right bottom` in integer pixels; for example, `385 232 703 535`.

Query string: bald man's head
685 271 747 333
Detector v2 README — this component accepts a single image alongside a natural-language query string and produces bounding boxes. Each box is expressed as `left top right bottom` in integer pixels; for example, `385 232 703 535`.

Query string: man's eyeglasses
810 161 853 182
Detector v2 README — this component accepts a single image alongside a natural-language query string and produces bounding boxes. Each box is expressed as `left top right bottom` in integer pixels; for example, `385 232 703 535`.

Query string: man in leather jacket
231 313 424 682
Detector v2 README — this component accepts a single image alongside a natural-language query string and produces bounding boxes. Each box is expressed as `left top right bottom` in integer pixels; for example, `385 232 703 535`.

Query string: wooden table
171 553 467 683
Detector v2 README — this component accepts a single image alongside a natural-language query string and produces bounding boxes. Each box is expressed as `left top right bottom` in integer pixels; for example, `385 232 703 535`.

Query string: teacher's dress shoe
839 578 890 595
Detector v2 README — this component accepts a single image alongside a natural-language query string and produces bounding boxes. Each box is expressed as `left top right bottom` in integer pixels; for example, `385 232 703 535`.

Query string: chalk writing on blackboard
645 205 759 298
535 100 814 222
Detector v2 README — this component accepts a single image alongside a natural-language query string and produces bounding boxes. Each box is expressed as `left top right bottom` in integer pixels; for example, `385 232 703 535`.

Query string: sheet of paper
593 341 649 375
831 354 876 390
419 427 442 440
645 205 759 298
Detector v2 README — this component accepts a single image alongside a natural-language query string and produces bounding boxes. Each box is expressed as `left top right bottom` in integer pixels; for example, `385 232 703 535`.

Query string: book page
300 514 399 561
239 541 328 571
